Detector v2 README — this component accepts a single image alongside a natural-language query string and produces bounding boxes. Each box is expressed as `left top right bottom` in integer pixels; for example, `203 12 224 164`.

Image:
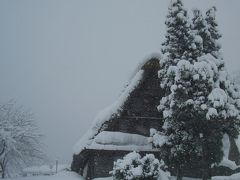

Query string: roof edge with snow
73 55 161 154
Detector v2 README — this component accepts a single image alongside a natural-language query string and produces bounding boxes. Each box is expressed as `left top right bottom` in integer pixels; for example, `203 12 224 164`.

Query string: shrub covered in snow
111 152 169 180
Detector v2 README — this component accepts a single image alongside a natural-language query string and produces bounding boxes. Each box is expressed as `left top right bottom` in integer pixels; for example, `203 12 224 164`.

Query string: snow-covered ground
22 164 69 176
3 173 199 180
212 173 240 180
4 171 240 180
7 171 84 180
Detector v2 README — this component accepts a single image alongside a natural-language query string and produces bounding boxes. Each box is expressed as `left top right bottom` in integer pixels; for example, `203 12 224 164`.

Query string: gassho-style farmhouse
71 57 240 179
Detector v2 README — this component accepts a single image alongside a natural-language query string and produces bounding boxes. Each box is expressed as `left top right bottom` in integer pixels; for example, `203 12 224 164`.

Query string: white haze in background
232 71 240 85
0 0 240 163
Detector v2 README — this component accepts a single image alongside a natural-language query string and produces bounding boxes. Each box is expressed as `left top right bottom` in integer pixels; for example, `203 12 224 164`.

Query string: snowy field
4 171 240 180
6 172 84 180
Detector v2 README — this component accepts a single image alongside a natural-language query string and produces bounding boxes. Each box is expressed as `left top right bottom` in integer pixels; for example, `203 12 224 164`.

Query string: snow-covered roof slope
73 69 144 154
94 131 149 146
86 131 157 152
127 53 161 82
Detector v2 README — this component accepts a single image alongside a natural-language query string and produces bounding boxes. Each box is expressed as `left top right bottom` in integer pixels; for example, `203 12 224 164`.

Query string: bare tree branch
0 100 45 178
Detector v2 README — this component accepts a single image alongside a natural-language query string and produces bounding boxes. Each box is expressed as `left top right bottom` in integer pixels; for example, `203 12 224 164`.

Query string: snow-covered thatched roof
73 54 161 155
85 131 158 152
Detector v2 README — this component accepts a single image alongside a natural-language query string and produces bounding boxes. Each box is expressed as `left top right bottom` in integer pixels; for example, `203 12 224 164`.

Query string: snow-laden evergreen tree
159 0 204 95
158 60 204 180
158 55 240 180
161 0 190 60
192 7 224 69
192 54 240 179
191 9 208 57
204 7 240 139
159 0 192 93
206 6 240 138
157 3 240 180
158 1 204 179
190 10 225 177
204 7 222 60
190 55 224 179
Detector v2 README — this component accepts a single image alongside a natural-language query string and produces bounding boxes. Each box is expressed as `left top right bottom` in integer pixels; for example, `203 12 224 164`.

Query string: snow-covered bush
142 154 163 179
111 152 142 180
111 152 168 180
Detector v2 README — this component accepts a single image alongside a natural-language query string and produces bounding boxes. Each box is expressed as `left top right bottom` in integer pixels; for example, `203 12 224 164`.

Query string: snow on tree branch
0 100 45 178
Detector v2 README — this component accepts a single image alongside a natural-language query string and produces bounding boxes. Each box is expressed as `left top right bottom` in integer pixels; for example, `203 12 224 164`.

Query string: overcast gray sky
0 0 240 164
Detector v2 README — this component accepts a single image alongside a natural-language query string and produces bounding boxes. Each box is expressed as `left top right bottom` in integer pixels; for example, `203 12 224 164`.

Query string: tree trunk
176 167 182 180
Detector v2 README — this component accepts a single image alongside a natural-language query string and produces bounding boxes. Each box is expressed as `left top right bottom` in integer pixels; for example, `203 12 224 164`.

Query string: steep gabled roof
73 55 161 155
73 70 144 154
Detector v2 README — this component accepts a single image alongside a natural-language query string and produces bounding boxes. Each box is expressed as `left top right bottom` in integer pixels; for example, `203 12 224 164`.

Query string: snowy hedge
111 152 170 180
